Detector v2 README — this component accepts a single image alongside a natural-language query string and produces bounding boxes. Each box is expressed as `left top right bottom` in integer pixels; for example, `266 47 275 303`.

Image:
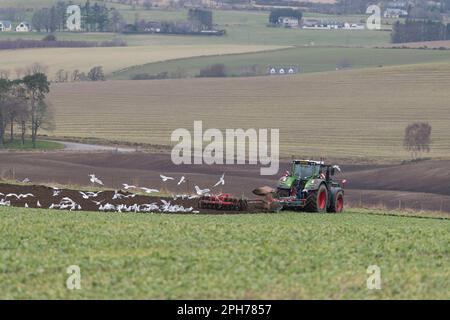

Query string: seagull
0 199 11 206
195 185 210 196
177 176 186 185
92 200 105 206
52 190 62 197
141 187 159 194
37 201 42 208
333 165 342 173
25 203 29 208
21 178 31 183
89 174 104 186
160 175 174 182
213 173 225 187
79 191 101 199
6 193 34 199
122 184 137 190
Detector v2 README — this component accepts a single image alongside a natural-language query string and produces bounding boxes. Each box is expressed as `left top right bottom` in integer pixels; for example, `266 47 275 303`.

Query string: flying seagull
141 187 159 194
213 173 225 187
89 174 104 186
195 185 210 196
160 175 174 182
122 184 137 190
177 176 186 185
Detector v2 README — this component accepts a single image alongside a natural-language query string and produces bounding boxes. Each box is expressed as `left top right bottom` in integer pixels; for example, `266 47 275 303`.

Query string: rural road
48 140 136 153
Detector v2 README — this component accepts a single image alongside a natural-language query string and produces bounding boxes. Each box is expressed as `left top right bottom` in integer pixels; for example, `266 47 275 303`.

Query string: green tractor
254 160 345 213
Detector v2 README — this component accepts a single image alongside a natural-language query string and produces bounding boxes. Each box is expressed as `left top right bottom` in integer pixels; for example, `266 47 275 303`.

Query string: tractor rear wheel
305 184 328 213
329 191 344 213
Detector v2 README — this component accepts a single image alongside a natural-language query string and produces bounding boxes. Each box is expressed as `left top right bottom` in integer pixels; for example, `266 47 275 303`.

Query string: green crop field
0 207 448 299
48 62 450 162
112 46 450 79
2 139 64 150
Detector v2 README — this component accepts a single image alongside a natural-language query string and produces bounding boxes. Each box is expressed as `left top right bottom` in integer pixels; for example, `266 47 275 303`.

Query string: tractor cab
292 160 322 180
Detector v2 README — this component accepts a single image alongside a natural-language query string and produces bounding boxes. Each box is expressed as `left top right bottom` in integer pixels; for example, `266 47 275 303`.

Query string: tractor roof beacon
274 159 345 213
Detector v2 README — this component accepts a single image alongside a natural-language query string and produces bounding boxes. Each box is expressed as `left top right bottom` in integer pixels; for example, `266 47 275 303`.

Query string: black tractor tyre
305 184 328 213
329 191 344 213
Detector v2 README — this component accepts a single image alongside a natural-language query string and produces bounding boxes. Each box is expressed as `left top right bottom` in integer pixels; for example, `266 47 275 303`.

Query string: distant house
277 17 299 28
16 22 31 32
0 20 12 32
384 8 408 18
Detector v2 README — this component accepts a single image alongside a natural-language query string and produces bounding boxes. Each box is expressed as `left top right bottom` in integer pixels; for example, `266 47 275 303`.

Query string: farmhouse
16 22 31 32
384 8 408 18
0 20 12 32
278 16 299 28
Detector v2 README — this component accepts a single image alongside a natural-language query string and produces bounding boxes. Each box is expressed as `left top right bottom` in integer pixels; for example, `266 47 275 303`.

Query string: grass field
0 207 448 299
48 62 450 161
112 46 450 79
1 139 64 150
0 6 392 47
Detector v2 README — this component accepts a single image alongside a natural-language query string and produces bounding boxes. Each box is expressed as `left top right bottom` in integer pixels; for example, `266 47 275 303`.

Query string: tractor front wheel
305 184 328 213
329 191 344 213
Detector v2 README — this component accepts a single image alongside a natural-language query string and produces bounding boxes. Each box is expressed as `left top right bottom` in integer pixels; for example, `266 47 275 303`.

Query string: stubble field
48 62 450 161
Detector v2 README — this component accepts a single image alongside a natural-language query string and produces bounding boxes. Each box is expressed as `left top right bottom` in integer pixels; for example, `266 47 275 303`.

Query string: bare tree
55 69 69 83
0 70 10 80
22 72 50 148
33 99 55 139
4 95 28 143
87 66 106 81
16 104 29 145
25 63 49 76
403 122 432 159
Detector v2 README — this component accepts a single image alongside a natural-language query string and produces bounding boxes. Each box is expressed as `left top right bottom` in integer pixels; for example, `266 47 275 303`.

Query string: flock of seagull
0 172 227 214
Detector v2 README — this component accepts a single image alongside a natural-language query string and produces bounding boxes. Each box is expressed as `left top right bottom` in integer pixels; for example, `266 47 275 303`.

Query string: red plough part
198 193 248 211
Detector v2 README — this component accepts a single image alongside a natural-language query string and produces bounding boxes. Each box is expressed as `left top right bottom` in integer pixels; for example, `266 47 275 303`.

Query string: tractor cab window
293 164 319 180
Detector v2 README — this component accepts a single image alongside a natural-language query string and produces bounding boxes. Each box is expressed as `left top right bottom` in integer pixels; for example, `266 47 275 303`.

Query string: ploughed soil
0 183 265 214
0 152 449 213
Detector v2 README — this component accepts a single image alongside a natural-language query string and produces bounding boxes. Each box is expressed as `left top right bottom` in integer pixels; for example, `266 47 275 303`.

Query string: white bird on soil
79 191 101 199
213 173 225 187
89 174 104 186
92 200 105 206
24 203 29 208
160 175 174 182
52 190 62 197
141 187 159 194
177 176 186 185
37 201 42 208
0 199 10 206
195 185 210 196
6 193 34 199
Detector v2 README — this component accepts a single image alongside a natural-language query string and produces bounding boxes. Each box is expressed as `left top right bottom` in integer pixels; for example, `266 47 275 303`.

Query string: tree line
392 20 450 43
0 69 53 149
32 0 124 33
